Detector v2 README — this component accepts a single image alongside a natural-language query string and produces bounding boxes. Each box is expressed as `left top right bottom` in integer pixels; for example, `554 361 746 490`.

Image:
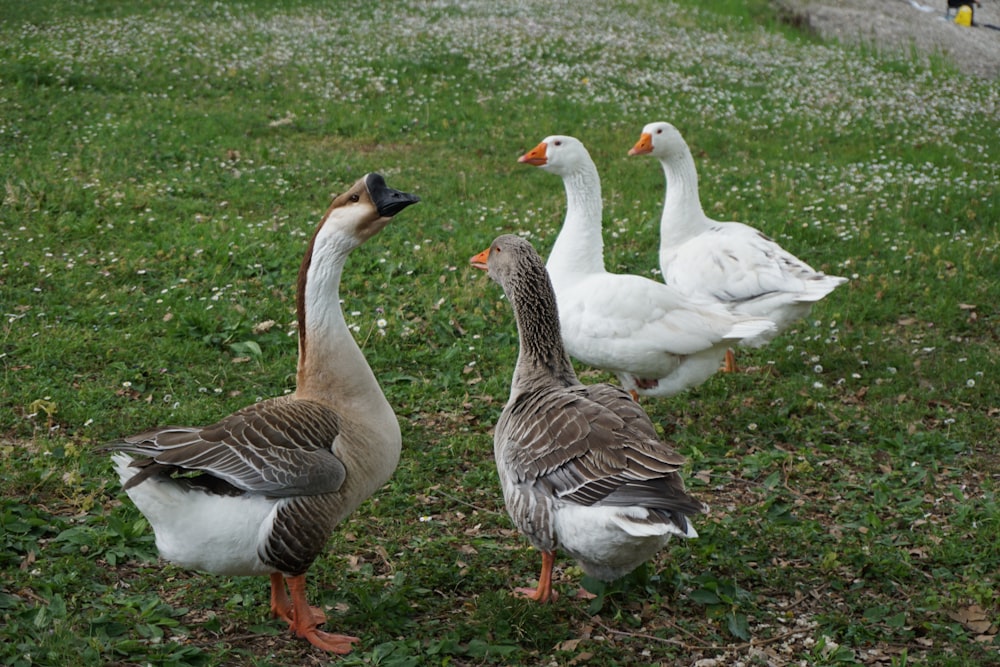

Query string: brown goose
470 234 707 603
106 173 419 653
629 121 847 371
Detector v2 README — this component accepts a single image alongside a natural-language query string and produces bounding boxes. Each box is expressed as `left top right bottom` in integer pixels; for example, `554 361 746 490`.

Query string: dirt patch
774 0 1000 79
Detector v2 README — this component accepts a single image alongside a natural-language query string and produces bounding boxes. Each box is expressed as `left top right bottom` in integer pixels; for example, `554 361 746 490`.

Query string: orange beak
518 142 548 166
628 133 653 156
470 247 491 270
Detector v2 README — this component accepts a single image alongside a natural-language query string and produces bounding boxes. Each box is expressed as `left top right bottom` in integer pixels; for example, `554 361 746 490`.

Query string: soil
774 0 1000 79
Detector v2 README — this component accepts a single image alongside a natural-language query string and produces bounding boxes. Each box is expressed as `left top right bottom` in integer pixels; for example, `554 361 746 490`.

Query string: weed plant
1 0 998 665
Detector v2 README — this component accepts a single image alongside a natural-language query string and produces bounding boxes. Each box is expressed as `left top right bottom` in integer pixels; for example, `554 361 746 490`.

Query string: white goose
470 234 707 602
629 121 847 371
518 135 775 398
106 173 419 653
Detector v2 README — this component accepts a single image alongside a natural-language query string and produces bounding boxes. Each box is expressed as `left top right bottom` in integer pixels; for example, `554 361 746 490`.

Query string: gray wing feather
107 397 346 497
496 383 702 518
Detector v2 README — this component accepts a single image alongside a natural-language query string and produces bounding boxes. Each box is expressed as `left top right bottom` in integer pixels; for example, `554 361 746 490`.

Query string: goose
518 135 776 398
105 173 419 653
470 234 707 602
629 121 847 371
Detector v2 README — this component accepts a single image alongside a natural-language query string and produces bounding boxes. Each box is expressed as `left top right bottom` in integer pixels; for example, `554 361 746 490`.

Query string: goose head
518 135 593 177
471 234 562 342
296 173 418 364
628 121 686 159
470 233 546 290
311 173 420 253
471 235 572 384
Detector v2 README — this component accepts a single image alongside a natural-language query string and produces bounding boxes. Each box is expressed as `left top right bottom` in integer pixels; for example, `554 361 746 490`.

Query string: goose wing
670 223 846 305
107 397 346 497
496 384 703 519
558 273 772 368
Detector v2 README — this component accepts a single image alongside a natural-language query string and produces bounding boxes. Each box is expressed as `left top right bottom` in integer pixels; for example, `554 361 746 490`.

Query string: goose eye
349 193 360 202
656 129 663 135
553 140 562 146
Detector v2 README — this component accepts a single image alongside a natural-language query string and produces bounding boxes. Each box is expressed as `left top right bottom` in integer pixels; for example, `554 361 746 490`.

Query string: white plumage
112 452 278 576
630 122 847 364
519 135 776 397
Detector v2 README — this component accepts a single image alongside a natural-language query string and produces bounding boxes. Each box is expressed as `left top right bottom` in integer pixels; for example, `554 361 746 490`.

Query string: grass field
2 0 999 665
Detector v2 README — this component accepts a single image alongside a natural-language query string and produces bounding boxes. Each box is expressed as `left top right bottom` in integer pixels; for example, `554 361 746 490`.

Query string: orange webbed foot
298 627 360 654
273 573 358 654
514 551 557 603
274 604 328 626
513 586 557 603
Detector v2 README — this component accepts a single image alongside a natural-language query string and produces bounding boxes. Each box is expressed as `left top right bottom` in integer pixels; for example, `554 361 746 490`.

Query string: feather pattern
113 396 346 497
496 383 704 543
473 234 707 586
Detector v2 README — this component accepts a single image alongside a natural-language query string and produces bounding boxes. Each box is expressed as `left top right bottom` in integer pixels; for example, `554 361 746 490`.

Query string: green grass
2 0 998 665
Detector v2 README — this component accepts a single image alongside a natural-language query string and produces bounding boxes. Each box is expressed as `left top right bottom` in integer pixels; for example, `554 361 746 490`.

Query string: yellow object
955 6 972 27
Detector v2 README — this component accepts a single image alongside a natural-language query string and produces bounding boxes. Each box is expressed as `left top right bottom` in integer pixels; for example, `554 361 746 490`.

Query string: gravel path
775 0 1000 79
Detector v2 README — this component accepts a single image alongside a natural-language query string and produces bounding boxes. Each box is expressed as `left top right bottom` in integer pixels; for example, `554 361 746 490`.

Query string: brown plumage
105 173 419 652
471 234 707 602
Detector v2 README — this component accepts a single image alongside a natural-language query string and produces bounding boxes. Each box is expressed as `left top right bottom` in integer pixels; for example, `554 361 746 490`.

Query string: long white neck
545 164 606 278
659 146 710 247
294 242 393 423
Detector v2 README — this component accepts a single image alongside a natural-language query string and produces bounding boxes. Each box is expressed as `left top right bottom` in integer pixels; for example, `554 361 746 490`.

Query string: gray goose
106 173 419 653
518 135 776 399
470 234 707 602
629 121 847 371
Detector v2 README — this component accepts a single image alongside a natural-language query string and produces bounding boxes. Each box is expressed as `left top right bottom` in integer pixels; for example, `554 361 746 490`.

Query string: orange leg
271 574 357 653
629 389 640 402
269 572 326 626
514 550 556 603
270 573 293 621
723 348 738 373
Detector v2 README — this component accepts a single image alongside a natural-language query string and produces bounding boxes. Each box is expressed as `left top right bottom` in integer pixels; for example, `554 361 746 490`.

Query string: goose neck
659 152 708 242
546 166 606 276
507 265 578 391
295 244 391 418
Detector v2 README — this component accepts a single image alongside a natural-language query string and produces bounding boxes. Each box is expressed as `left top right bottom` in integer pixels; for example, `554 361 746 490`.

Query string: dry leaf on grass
947 604 996 636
